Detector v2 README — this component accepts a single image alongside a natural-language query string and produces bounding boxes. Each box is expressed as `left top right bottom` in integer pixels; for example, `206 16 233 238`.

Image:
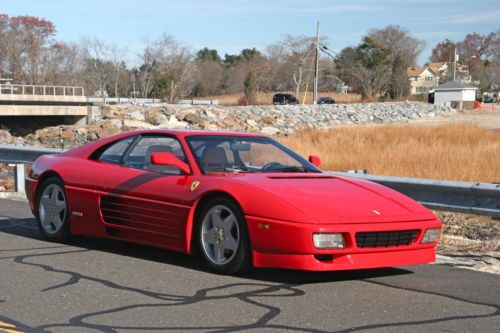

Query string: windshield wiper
263 166 311 173
206 166 255 173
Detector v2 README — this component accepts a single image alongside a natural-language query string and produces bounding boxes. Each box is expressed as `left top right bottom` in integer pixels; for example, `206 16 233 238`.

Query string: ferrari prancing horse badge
190 180 201 192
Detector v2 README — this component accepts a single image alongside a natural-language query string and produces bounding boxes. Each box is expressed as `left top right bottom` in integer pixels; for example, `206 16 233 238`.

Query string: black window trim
120 133 192 175
185 134 321 174
90 134 139 164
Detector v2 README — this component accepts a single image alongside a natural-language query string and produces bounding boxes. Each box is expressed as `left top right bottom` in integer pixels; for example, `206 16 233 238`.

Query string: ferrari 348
26 129 442 274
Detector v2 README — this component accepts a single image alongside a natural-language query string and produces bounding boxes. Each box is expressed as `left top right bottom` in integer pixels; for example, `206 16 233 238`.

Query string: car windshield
186 135 320 174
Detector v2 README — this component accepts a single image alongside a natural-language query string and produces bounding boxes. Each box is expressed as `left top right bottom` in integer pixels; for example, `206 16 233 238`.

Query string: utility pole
453 47 458 81
313 21 320 104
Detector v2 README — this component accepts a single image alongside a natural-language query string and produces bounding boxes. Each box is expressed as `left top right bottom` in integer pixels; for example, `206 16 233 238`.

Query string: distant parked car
273 93 299 105
428 91 434 104
317 97 335 104
483 95 493 103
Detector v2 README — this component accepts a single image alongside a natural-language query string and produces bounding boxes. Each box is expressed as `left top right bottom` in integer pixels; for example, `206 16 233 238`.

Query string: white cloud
446 10 500 24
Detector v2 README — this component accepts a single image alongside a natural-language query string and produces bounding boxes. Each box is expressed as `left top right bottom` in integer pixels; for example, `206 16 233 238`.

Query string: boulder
122 119 155 130
128 111 145 121
0 129 12 144
159 115 189 129
261 126 280 136
145 110 168 125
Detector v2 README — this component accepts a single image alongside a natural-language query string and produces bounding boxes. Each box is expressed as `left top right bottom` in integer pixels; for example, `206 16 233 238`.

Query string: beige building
428 62 473 84
407 66 439 95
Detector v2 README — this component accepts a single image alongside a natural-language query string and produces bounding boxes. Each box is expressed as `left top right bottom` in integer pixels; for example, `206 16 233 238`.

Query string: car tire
35 177 71 242
196 197 251 274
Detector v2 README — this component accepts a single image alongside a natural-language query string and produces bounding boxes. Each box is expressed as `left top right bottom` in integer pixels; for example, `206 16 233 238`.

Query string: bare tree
193 60 224 95
80 38 128 97
0 14 57 84
264 44 291 92
148 34 194 102
368 25 424 65
134 39 158 98
0 14 9 78
223 50 268 95
368 25 424 98
40 42 80 85
281 35 316 98
431 31 499 88
458 32 498 85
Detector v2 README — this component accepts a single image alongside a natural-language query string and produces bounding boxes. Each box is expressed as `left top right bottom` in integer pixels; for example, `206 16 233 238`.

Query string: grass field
204 91 362 105
278 124 500 183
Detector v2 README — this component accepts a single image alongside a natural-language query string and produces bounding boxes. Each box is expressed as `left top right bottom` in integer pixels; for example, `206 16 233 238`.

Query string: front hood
227 173 434 224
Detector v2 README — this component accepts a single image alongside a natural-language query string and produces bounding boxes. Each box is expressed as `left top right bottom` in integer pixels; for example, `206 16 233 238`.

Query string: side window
98 137 134 164
123 136 185 174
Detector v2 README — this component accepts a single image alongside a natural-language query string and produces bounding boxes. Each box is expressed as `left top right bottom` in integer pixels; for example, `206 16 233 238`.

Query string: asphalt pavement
0 198 499 333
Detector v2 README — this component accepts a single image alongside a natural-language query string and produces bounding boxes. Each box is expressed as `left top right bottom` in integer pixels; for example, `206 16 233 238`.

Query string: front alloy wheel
201 205 240 265
198 198 251 274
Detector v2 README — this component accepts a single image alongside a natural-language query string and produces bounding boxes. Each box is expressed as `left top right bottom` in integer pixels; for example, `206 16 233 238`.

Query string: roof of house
434 80 477 91
407 66 426 77
429 62 448 71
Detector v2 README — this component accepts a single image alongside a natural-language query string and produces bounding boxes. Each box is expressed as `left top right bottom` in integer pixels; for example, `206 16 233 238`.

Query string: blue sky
2 0 499 65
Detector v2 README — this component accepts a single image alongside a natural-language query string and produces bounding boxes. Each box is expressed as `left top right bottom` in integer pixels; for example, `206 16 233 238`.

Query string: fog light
313 233 345 249
421 228 441 244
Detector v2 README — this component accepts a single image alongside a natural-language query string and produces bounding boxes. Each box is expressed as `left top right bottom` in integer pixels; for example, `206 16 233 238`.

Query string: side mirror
308 155 321 168
150 152 191 174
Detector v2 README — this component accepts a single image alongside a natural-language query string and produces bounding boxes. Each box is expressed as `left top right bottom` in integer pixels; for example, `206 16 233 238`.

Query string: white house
432 80 477 110
407 66 439 95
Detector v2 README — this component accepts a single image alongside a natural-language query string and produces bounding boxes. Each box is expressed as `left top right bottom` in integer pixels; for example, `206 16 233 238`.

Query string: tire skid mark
1 238 498 332
10 249 324 332
325 279 500 333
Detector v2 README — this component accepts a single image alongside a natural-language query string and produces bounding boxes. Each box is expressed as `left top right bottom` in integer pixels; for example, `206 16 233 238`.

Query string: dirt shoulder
434 210 499 274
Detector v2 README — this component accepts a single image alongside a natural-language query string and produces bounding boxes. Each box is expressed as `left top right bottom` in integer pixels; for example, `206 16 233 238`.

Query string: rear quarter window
96 137 134 164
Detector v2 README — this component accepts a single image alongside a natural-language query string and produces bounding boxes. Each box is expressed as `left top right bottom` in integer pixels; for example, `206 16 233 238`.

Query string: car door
97 134 192 251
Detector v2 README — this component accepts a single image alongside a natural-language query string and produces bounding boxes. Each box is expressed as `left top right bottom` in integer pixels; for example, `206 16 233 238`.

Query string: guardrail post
15 163 25 194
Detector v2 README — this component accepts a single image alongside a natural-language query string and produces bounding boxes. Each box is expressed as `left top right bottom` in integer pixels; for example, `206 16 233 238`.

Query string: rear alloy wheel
36 177 71 242
198 198 251 274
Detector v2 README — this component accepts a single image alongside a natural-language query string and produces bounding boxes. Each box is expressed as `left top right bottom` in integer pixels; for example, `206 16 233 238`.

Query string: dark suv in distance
273 93 299 105
317 97 335 104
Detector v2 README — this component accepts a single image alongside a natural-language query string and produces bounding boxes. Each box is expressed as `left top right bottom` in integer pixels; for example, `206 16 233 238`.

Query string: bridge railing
0 84 85 97
87 97 162 104
0 143 499 218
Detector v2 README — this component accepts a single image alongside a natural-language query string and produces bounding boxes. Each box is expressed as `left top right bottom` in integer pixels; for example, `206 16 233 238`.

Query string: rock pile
0 102 456 148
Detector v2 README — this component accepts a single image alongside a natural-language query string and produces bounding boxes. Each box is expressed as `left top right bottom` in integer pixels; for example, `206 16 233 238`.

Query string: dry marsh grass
203 91 362 105
278 124 500 183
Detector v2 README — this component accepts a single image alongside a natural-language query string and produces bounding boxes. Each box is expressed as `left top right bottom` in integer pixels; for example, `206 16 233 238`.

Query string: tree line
0 14 498 102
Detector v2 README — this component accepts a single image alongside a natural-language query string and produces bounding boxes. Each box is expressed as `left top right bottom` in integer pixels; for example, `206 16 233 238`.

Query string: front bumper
246 215 442 271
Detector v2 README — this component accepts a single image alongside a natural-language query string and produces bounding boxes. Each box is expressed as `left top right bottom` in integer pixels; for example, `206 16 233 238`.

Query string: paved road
0 198 499 333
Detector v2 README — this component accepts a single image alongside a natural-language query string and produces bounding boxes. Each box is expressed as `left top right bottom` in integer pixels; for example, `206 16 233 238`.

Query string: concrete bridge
0 84 89 125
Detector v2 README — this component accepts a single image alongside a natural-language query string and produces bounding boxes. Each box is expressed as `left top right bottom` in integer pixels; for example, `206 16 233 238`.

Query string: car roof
62 129 269 159
128 129 268 138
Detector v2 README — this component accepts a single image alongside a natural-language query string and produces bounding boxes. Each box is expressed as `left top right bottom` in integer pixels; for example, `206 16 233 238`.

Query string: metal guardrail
178 99 219 106
0 144 64 193
0 144 65 163
0 144 499 218
330 172 500 218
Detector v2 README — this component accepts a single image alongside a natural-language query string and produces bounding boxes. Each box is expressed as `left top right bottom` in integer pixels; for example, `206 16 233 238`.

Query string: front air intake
356 230 419 248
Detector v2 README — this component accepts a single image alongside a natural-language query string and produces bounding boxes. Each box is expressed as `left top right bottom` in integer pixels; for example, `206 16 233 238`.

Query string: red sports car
26 129 442 274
